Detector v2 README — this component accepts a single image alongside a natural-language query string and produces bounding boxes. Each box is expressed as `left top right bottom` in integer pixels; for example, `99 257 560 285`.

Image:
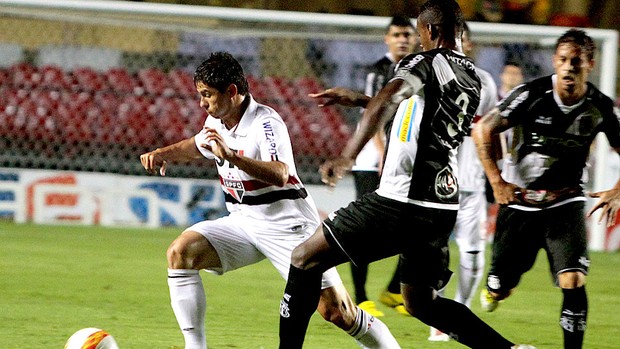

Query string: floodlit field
1 221 619 349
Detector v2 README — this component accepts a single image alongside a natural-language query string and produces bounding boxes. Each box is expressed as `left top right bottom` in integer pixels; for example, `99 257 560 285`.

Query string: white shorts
453 190 487 252
187 214 342 289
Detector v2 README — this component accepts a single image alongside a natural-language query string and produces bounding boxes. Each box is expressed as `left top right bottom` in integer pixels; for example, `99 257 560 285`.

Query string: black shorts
322 192 457 290
487 201 589 293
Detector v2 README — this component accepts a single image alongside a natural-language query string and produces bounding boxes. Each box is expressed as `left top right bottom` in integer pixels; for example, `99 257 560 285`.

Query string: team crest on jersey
222 170 245 202
435 167 458 200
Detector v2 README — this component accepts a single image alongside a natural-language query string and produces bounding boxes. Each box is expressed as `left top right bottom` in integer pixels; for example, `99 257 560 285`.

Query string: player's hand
198 127 229 160
491 181 521 205
309 87 368 108
140 151 167 176
587 188 620 227
319 156 354 188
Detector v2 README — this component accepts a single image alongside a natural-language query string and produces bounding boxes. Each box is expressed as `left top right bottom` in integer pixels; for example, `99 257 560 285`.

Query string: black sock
279 264 323 349
561 287 587 349
386 261 401 294
351 262 369 303
417 296 514 349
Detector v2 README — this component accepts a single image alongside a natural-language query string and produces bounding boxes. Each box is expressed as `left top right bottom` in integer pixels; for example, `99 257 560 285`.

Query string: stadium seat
73 66 110 92
168 68 197 98
116 95 159 146
8 62 40 89
0 68 8 86
138 67 175 97
105 67 142 95
40 65 73 90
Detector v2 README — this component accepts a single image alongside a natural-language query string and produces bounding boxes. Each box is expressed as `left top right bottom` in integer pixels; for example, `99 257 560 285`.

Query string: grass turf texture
1 221 618 349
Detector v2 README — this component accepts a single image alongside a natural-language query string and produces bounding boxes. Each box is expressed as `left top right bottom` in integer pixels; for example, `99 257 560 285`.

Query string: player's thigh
544 201 589 281
454 190 487 252
488 206 542 292
400 207 456 291
254 222 344 289
322 193 405 266
188 216 265 275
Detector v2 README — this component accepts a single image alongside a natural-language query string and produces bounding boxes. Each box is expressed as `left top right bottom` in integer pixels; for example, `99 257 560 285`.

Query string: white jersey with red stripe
456 67 498 192
194 95 320 228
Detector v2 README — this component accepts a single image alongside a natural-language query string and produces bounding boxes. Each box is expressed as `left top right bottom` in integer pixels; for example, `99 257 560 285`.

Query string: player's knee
166 239 195 269
558 271 586 289
290 242 316 270
402 288 434 320
318 304 350 329
461 250 484 273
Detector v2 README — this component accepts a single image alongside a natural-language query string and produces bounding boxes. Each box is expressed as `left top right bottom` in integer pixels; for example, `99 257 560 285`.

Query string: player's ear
226 83 238 97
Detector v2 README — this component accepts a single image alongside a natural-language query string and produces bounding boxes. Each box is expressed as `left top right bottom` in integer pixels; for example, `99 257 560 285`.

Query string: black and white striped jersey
376 48 481 209
499 75 620 191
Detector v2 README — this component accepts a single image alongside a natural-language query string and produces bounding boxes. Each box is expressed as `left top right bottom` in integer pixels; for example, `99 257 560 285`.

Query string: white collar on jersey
229 94 258 137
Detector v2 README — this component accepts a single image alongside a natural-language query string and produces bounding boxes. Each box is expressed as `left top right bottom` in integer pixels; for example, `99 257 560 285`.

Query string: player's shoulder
585 82 614 107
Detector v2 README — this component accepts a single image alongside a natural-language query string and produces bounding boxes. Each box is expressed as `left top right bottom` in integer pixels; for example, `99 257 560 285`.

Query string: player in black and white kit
349 14 416 317
279 1 534 348
474 29 620 349
428 21 499 342
140 52 400 349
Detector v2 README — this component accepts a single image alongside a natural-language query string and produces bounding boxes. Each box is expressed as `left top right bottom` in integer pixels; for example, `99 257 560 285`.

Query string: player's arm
198 127 289 187
320 78 418 186
472 108 519 204
309 87 371 108
587 146 620 227
140 137 203 176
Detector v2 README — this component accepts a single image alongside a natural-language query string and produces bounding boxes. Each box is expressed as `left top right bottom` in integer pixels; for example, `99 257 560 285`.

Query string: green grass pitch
1 221 619 348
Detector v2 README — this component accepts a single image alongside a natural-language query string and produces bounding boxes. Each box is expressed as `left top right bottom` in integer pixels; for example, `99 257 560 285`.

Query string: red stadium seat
168 68 197 98
105 67 142 95
40 65 73 90
138 67 175 97
73 67 110 92
8 63 40 89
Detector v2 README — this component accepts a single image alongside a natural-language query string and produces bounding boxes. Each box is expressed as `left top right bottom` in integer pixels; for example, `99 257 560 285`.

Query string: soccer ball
64 327 119 349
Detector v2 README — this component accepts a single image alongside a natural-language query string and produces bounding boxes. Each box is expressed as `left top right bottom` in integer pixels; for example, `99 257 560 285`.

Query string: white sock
168 269 207 349
348 307 401 349
454 251 484 308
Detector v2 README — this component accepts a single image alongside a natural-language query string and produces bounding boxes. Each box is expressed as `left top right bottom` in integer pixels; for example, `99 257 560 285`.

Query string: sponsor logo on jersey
398 97 416 142
446 55 475 71
262 120 279 161
435 166 458 200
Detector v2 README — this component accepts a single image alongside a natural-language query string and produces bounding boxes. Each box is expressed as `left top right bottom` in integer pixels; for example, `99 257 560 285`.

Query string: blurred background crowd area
132 0 619 30
0 0 618 185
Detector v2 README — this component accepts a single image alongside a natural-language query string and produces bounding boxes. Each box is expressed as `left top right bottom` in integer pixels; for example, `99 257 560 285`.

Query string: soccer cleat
512 345 537 349
480 288 499 312
379 290 404 308
358 300 385 317
428 327 450 342
393 305 411 316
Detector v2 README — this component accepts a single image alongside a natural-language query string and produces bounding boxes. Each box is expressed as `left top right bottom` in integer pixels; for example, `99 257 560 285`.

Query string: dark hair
556 28 596 61
504 61 522 69
194 52 249 95
388 14 414 31
418 0 464 44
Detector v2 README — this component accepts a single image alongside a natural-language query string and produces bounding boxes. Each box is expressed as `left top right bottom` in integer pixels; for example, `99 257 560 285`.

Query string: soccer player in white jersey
278 1 535 348
428 21 499 342
140 52 399 349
